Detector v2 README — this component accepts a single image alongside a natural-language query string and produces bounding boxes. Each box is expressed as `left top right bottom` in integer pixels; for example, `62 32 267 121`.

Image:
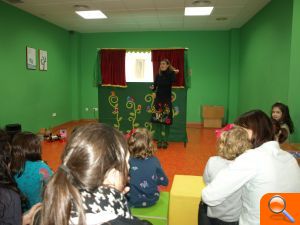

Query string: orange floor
42 121 218 192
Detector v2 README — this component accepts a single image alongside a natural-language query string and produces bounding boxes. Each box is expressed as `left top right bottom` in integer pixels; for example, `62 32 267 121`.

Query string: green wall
238 0 300 141
288 0 300 142
79 31 230 123
227 29 240 123
238 0 292 113
0 1 74 132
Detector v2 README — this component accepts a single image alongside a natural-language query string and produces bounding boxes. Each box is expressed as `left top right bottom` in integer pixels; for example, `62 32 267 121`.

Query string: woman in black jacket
151 59 178 149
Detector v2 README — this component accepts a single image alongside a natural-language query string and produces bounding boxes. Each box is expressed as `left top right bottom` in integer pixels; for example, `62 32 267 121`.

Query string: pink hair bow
125 129 136 140
215 124 234 138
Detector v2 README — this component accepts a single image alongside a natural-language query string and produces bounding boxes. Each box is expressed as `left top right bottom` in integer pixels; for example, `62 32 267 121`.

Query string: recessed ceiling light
192 0 201 4
184 7 214 16
192 0 211 4
74 4 89 10
75 10 107 19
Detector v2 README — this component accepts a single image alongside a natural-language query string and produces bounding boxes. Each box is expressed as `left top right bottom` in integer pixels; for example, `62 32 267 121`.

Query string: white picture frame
26 46 36 70
39 49 48 71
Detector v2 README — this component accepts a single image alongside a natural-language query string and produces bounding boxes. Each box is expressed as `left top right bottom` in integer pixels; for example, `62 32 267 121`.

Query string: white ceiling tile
214 0 248 7
153 0 184 8
157 8 184 16
159 16 183 23
212 6 244 16
121 0 156 10
4 0 271 32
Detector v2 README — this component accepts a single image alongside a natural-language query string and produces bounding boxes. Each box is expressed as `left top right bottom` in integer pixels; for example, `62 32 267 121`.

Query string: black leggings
198 201 239 225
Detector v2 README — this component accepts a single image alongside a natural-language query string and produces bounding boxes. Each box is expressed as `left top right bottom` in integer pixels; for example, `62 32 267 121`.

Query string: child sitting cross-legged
126 128 168 208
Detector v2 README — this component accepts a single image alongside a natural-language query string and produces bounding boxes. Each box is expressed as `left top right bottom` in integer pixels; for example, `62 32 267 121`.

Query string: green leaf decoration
134 123 140 127
129 112 135 116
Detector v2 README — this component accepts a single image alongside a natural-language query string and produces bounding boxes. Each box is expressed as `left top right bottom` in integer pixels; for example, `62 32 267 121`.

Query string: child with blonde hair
127 128 168 207
199 126 252 225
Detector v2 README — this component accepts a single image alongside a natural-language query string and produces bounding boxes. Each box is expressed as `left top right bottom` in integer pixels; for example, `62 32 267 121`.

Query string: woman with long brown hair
0 129 40 225
202 110 300 225
151 59 179 149
0 129 22 225
39 123 151 225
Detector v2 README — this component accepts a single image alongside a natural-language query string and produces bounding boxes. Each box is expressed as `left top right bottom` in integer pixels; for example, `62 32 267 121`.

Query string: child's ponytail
41 166 86 225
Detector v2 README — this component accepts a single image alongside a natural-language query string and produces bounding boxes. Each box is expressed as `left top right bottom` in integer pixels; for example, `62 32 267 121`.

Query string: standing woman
151 59 179 149
202 110 300 225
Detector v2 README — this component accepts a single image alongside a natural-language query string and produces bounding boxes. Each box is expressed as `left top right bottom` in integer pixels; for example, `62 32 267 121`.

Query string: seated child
200 126 252 225
271 102 294 139
272 119 288 144
126 128 168 207
11 131 53 211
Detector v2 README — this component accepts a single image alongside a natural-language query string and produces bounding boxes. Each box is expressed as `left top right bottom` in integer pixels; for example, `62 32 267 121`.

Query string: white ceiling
3 0 271 33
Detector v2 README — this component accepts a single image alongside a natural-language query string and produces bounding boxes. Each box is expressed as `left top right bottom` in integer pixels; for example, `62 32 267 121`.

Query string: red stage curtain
100 49 126 87
151 49 185 87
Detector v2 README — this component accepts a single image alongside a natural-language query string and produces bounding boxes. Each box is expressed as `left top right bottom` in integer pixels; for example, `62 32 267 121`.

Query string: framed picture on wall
26 46 36 70
39 49 48 71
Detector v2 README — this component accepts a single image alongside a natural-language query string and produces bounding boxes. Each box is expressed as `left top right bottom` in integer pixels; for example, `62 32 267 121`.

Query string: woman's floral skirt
151 100 173 125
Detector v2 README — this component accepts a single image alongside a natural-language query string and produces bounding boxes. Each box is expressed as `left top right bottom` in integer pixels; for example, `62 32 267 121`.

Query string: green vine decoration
126 96 142 130
171 91 180 118
171 91 176 102
108 91 122 129
144 122 153 132
145 93 155 113
173 106 180 118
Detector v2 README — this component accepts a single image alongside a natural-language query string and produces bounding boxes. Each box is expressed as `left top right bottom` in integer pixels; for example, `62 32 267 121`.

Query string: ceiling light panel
185 7 214 16
75 10 107 19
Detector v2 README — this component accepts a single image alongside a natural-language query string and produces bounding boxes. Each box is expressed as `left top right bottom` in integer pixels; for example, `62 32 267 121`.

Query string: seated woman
34 123 152 225
202 110 300 225
0 129 22 225
0 129 40 225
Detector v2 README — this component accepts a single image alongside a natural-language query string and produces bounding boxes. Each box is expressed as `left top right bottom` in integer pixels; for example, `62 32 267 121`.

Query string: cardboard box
202 105 224 128
202 105 224 118
203 118 222 128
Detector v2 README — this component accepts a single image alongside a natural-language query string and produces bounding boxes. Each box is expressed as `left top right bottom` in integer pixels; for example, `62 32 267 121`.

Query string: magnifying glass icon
268 195 295 223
